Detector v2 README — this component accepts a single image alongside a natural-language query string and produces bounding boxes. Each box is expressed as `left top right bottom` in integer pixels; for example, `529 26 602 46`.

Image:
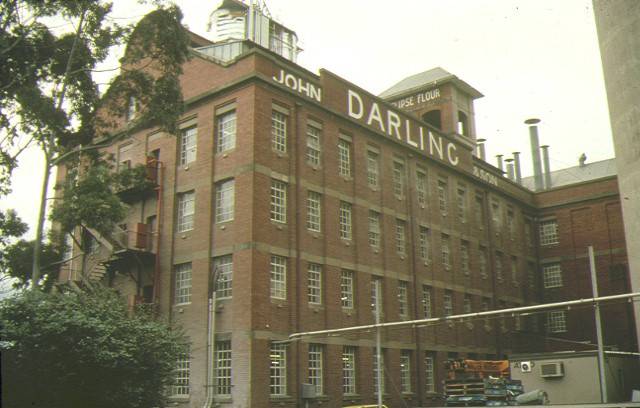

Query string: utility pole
589 246 608 403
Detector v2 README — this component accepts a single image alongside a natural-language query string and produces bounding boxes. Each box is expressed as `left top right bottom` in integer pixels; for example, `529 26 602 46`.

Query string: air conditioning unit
521 361 532 373
540 362 564 378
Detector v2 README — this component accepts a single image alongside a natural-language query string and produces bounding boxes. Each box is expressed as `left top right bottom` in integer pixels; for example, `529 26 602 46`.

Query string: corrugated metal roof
521 158 617 191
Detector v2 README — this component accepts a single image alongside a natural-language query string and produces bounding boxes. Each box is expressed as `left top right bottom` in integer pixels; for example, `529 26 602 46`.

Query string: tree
0 0 191 285
1 286 188 408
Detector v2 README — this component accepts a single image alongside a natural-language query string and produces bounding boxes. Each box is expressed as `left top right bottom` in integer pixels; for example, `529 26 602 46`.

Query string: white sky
3 0 613 238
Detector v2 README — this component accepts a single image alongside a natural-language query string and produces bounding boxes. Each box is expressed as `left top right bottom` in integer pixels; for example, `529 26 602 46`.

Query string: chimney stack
496 154 504 172
512 152 522 185
540 145 552 189
505 158 515 181
477 138 487 161
525 118 544 190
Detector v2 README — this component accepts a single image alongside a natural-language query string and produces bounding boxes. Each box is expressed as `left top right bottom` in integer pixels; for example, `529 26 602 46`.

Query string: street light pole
589 246 608 403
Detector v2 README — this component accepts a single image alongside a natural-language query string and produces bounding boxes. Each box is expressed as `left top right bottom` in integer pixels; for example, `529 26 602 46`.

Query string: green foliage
114 163 156 196
0 209 27 247
51 160 127 236
0 239 62 289
1 1 191 281
1 286 187 408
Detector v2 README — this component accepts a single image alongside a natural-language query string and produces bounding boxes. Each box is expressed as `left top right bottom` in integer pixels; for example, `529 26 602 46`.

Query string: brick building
56 1 637 407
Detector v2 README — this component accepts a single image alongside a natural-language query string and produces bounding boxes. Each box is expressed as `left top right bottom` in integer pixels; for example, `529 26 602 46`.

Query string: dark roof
521 158 617 191
379 67 483 100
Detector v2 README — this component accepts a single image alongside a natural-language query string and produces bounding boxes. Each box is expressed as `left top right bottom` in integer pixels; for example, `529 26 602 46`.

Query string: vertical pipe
589 246 608 403
375 281 383 408
540 145 552 190
505 159 515 181
496 154 504 172
477 138 487 161
512 152 522 184
525 118 544 190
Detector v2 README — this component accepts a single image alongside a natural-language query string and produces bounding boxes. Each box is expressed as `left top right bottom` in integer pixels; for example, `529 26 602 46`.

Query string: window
419 227 431 263
308 344 324 395
177 191 195 232
416 169 428 207
341 270 354 308
479 247 487 278
174 263 192 305
307 263 322 305
213 255 233 298
270 255 287 299
270 179 287 223
425 353 435 393
475 195 484 228
215 179 234 223
339 201 352 240
543 263 563 288
422 286 432 318
547 311 567 333
368 210 381 248
507 210 515 240
171 346 190 396
398 280 409 318
438 179 448 214
342 346 357 394
216 111 236 153
338 138 352 177
215 341 232 395
539 219 559 245
306 124 321 166
367 150 380 188
180 126 197 165
491 201 501 228
392 160 405 197
270 343 287 395
400 351 412 393
371 277 383 316
441 234 451 270
495 252 503 281
373 350 385 395
463 294 472 314
306 191 321 232
126 96 138 122
444 291 453 316
271 110 287 153
395 219 406 255
461 241 470 275
511 256 518 283
457 186 467 223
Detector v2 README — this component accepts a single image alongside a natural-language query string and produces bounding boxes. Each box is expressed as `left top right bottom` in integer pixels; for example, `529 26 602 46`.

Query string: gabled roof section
522 158 617 191
379 67 483 100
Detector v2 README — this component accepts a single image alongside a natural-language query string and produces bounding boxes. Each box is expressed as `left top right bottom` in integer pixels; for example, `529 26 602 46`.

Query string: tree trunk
31 153 51 286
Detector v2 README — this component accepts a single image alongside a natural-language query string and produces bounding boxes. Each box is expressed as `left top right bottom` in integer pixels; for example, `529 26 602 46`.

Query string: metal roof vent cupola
204 0 301 62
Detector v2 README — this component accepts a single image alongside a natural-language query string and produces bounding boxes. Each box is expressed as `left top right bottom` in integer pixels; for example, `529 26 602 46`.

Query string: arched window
457 111 469 136
422 110 442 130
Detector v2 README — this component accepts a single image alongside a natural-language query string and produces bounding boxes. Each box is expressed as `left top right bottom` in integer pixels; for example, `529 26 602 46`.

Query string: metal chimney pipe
525 118 544 190
496 154 504 172
477 138 487 161
512 152 522 185
540 145 552 190
505 158 515 181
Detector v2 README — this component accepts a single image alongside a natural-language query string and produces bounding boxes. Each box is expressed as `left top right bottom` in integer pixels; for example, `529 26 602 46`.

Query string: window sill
269 395 295 402
168 395 190 402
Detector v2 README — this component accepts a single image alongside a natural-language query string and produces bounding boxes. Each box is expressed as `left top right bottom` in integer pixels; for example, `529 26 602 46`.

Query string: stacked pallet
444 378 524 407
